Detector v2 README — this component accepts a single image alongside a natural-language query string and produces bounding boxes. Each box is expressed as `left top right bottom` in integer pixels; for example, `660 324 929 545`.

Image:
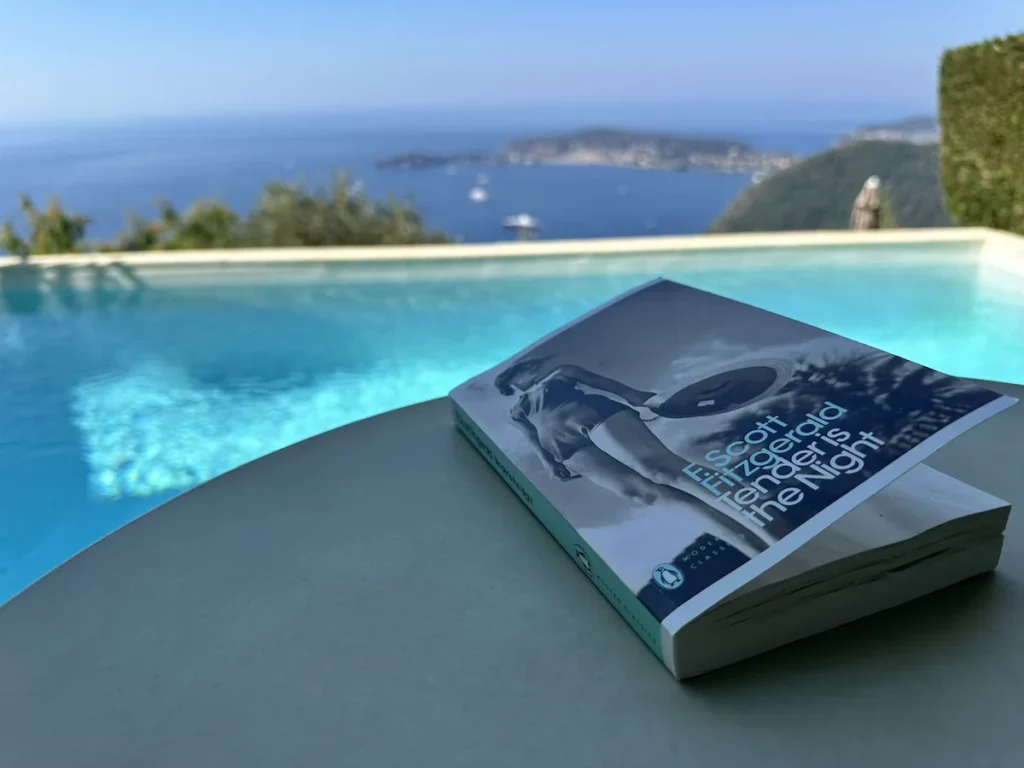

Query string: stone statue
850 175 882 230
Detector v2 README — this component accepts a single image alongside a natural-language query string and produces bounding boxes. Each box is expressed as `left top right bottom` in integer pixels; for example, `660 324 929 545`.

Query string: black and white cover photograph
451 279 1016 630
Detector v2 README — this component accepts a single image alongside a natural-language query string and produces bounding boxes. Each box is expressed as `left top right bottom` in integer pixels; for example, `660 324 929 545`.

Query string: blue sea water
0 115 837 243
2 246 1024 604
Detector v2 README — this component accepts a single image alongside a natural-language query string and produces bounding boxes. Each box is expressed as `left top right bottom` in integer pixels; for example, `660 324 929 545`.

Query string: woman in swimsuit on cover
494 356 777 558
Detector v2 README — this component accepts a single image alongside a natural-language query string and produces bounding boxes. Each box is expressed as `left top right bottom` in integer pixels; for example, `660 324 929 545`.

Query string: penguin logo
574 545 593 576
653 563 684 590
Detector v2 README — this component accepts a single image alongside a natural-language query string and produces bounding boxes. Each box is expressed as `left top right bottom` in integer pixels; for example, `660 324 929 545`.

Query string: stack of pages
450 279 1016 679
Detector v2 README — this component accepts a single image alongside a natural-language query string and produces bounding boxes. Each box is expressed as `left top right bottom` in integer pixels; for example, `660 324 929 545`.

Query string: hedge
939 33 1024 235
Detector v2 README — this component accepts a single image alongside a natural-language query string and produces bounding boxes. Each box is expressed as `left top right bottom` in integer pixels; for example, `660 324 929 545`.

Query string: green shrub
2 176 449 256
242 175 449 247
939 33 1024 234
0 195 91 258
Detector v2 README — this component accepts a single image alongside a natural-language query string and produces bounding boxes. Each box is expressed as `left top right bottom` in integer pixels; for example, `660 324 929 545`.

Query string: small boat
502 213 540 239
469 187 489 203
503 213 538 229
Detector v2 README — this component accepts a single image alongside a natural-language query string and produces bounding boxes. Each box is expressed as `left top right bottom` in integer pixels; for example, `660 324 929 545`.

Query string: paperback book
450 279 1016 678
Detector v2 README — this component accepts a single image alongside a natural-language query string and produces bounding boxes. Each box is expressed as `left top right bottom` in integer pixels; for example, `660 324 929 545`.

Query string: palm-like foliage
0 195 91 258
697 351 995 477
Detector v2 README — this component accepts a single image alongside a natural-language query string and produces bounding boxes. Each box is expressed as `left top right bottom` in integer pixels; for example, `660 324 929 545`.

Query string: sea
0 115 839 244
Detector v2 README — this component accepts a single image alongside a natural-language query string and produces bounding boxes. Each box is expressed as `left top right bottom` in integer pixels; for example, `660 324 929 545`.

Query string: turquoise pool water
1 243 1023 603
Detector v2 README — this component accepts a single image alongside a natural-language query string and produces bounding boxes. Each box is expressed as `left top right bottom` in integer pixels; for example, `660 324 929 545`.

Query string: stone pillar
850 175 882 230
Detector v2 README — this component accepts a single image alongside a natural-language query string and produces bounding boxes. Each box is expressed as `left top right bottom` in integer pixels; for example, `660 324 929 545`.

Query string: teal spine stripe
452 400 665 664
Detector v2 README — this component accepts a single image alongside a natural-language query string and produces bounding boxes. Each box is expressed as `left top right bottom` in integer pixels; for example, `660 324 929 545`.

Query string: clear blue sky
2 0 1020 127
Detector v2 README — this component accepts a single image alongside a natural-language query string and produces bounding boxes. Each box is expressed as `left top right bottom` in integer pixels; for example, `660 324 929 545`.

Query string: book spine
452 400 669 670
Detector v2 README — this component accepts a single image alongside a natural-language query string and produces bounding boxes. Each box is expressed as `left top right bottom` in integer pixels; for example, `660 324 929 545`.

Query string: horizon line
0 99 935 132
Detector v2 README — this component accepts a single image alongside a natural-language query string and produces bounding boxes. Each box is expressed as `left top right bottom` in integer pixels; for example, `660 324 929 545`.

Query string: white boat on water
469 187 489 203
502 213 539 232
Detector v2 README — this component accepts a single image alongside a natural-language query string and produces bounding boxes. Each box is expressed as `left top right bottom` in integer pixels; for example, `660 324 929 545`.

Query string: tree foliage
0 195 92 258
710 141 950 233
939 33 1024 235
242 176 448 247
2 174 449 256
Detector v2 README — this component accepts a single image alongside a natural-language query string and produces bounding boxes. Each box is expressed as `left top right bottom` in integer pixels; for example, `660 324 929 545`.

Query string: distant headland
838 116 940 146
376 128 798 176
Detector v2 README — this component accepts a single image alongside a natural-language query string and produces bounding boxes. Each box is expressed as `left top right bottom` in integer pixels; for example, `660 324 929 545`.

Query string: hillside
710 141 952 233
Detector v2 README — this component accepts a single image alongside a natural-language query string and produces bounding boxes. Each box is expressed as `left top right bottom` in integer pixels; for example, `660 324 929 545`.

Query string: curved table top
2 384 1023 767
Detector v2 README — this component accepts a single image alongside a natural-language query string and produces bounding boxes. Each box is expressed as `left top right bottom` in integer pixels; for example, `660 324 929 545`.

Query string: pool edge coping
1 227 1019 268
980 229 1024 277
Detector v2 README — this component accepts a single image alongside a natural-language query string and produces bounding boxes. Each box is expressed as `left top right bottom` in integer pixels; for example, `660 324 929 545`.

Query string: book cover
450 279 1016 676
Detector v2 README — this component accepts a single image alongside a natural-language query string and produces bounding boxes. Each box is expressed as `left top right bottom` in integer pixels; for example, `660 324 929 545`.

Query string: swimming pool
1 239 1023 603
